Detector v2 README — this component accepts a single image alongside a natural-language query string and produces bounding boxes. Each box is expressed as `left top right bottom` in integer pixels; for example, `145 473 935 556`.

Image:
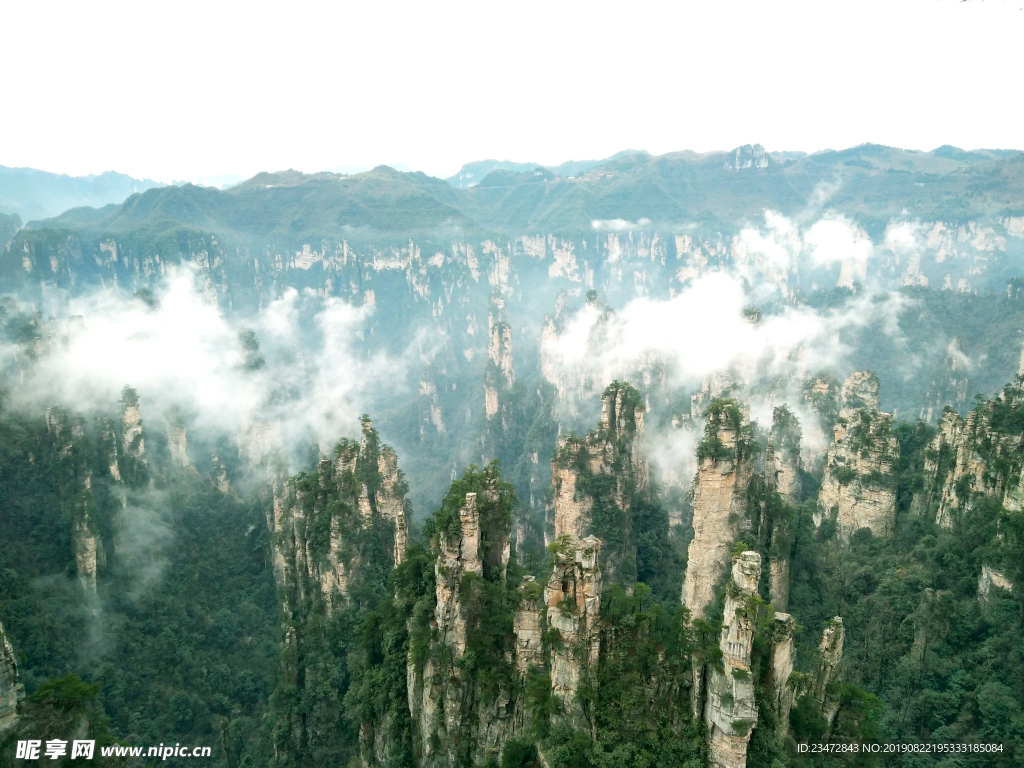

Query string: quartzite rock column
705 551 762 768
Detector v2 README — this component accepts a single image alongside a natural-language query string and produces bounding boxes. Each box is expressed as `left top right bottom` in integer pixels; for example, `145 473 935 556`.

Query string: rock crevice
817 372 898 540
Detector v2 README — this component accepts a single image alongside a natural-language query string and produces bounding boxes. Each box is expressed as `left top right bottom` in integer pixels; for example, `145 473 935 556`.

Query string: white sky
2 0 1021 182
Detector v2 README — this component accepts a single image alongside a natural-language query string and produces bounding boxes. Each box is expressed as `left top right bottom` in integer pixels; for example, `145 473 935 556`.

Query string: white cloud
591 218 652 232
884 221 923 256
11 267 408 468
804 214 873 268
544 270 898 395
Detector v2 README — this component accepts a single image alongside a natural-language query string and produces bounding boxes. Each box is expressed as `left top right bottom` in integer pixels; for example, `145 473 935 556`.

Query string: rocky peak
912 406 963 520
817 371 898 540
600 382 645 438
810 618 845 729
548 381 647 585
769 613 797 732
682 399 756 618
544 535 603 728
840 370 880 417
376 444 409 563
165 418 190 468
266 418 409 614
266 421 413 767
43 408 106 593
485 294 514 419
766 406 801 504
120 386 145 461
724 144 769 171
435 491 485 657
705 551 762 768
411 465 518 767
766 406 801 611
913 383 1024 529
781 616 847 740
550 435 593 543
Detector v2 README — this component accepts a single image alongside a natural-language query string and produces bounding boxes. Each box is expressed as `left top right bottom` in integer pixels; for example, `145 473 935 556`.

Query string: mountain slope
0 165 164 221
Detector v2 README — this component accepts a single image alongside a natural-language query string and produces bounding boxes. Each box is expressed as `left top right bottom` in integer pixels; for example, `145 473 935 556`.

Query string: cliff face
548 382 647 586
704 552 762 768
817 372 899 540
484 296 515 420
376 445 409 563
166 420 190 468
550 448 592 544
913 381 1024 529
513 577 544 674
935 409 1014 528
765 407 801 611
769 613 797 733
682 400 755 618
119 386 147 485
408 467 523 767
0 620 24 737
544 536 602 730
978 565 1013 601
268 417 409 617
266 417 410 765
802 374 840 469
809 618 845 730
772 616 846 739
911 407 963 521
44 408 108 593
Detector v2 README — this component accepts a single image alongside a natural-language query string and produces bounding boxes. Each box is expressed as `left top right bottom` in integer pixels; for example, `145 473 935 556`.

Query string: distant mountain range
5 143 1020 229
444 150 643 188
7 143 1018 248
0 165 165 221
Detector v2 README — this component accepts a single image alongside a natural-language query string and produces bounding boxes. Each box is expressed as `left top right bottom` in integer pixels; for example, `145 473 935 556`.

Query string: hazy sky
3 0 1021 182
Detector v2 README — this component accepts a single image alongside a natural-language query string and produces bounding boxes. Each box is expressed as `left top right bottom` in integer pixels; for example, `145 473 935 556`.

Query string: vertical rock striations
409 465 523 767
376 444 409 563
548 381 647 586
704 551 762 768
911 407 963 521
935 408 1007 529
765 407 801 611
268 417 409 616
165 417 190 468
544 536 603 730
45 408 107 593
120 386 146 485
484 295 514 419
682 399 756 618
513 577 544 675
0 620 24 737
809 618 845 730
912 380 1024 529
266 417 409 765
769 613 797 732
777 617 846 739
978 566 1013 601
817 372 899 540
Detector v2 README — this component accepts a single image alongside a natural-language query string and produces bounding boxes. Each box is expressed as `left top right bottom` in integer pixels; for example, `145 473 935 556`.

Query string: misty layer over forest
2 143 1024 768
